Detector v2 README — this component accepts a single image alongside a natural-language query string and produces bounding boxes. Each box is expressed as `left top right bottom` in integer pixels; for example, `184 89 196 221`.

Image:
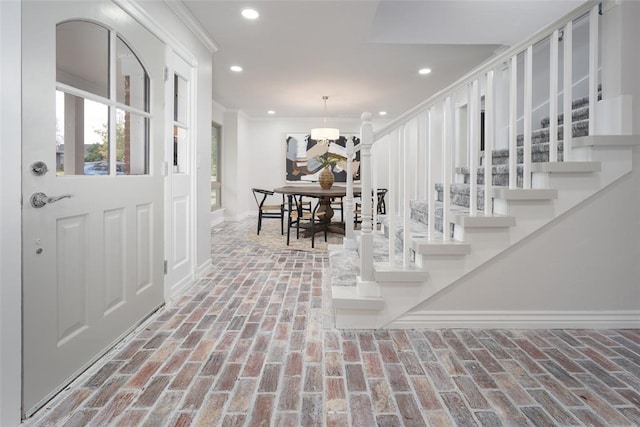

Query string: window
173 74 189 173
55 21 150 176
211 123 221 210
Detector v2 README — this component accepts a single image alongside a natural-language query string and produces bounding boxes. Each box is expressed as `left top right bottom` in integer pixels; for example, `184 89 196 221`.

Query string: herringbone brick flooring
27 220 640 426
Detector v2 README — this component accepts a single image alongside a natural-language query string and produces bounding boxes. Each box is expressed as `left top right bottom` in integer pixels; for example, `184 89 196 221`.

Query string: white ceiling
182 0 585 120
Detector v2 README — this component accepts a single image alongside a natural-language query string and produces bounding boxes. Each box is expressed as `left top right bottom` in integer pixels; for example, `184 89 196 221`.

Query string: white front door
21 1 165 415
165 53 195 298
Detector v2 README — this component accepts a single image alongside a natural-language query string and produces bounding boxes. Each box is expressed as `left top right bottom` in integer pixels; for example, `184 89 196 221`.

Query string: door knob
30 192 72 208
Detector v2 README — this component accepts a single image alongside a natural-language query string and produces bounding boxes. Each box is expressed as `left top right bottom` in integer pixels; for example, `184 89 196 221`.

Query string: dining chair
354 188 388 227
252 188 285 235
286 194 327 248
330 197 344 222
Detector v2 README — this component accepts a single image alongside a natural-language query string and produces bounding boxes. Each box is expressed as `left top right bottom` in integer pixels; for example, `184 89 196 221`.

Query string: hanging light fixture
311 96 339 142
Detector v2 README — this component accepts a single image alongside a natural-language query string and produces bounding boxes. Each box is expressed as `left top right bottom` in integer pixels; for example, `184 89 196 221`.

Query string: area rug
245 220 343 252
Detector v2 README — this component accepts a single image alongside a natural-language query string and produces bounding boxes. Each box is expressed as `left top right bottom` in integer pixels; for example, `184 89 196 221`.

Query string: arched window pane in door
116 37 149 112
56 20 150 176
56 21 108 98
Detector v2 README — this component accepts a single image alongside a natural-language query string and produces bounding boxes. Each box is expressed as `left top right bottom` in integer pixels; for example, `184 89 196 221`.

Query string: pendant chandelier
310 96 339 142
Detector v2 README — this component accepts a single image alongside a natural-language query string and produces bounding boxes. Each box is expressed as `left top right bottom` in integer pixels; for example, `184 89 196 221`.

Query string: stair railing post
484 70 494 214
588 4 599 135
427 108 436 240
563 20 573 161
509 55 518 189
549 29 559 162
343 136 356 250
358 112 376 294
523 45 533 189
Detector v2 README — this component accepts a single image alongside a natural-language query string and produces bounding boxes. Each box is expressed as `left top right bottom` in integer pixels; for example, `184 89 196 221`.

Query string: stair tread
331 286 384 310
374 262 429 282
452 214 516 227
411 238 471 255
493 188 558 200
531 161 601 173
572 135 640 147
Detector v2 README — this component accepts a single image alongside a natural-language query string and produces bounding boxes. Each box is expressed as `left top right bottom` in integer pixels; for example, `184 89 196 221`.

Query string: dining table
274 184 361 235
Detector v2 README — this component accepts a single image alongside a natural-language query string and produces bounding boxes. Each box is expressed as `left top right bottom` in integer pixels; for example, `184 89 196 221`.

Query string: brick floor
26 220 640 426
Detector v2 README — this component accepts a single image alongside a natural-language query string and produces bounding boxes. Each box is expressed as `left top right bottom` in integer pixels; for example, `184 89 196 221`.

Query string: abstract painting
285 133 360 183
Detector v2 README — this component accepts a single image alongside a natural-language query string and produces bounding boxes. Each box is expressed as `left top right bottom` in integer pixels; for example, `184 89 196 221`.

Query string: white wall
0 1 22 424
225 116 364 218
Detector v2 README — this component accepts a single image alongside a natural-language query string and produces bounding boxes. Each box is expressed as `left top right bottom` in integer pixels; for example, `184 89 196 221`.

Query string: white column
358 112 376 294
343 137 356 249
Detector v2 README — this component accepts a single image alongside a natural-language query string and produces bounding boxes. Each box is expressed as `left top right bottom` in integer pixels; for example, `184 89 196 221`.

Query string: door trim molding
0 1 22 424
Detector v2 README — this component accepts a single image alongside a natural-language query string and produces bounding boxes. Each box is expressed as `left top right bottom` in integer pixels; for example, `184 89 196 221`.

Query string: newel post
358 112 377 296
343 136 356 249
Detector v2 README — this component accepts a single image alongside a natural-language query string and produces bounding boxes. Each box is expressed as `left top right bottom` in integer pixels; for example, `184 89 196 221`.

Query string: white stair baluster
589 4 599 135
524 46 533 189
427 108 435 240
388 128 398 263
403 124 410 266
509 55 518 189
550 29 559 162
484 70 494 213
563 20 573 161
443 97 452 240
470 80 480 215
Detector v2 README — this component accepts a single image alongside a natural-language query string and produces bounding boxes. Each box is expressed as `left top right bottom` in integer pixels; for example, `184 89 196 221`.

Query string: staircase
329 1 640 330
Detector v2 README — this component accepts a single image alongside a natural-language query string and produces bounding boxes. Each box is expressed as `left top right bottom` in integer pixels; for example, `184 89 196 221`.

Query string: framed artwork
285 133 360 183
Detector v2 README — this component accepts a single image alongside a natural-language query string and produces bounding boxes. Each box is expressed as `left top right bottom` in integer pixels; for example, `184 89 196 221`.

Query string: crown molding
164 0 218 54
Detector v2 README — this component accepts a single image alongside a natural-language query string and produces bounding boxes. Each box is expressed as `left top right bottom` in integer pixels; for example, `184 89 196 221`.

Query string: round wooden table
274 185 361 234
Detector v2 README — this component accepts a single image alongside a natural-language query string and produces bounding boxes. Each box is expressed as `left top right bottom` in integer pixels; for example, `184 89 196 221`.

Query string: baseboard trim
210 209 225 227
386 310 640 329
196 259 212 280
166 273 195 303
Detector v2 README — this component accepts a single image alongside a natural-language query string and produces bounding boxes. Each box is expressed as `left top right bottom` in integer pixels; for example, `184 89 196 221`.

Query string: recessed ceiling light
241 8 259 19
419 68 432 75
267 110 276 115
230 65 243 72
379 111 387 116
